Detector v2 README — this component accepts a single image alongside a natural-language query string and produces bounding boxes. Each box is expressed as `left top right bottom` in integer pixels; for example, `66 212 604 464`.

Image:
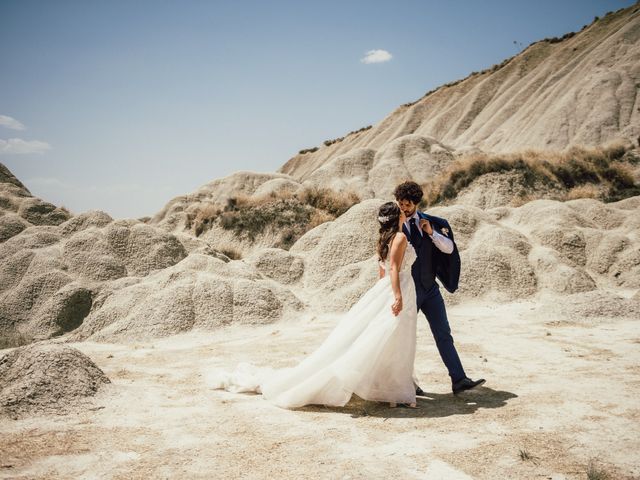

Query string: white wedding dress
210 234 418 409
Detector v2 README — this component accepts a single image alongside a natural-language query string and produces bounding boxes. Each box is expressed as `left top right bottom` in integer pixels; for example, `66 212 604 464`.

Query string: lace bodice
379 233 417 274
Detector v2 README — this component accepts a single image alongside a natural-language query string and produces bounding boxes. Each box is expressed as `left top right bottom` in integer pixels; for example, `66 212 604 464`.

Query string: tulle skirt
211 271 418 409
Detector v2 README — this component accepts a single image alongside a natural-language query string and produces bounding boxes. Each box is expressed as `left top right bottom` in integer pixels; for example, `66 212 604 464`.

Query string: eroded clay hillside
280 5 640 182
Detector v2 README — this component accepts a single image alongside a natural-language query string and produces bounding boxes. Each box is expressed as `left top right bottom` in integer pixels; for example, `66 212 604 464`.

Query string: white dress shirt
404 211 455 254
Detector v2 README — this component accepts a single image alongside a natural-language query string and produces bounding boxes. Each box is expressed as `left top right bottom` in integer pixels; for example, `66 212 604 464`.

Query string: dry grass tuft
308 210 334 230
422 141 639 206
187 187 360 249
58 204 72 215
298 147 319 155
298 187 360 217
586 459 611 480
300 126 372 153
518 448 539 464
217 245 242 261
187 202 221 237
566 184 602 200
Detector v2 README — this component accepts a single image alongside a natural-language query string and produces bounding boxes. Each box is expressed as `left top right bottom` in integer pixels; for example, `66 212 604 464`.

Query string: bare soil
1 297 639 479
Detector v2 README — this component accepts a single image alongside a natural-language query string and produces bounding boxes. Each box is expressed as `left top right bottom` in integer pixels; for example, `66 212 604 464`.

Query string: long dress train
210 235 418 409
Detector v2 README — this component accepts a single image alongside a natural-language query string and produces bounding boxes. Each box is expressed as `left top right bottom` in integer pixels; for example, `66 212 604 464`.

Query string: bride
211 201 419 409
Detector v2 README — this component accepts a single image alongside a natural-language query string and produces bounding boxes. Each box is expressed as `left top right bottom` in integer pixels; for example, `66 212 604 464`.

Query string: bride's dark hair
377 202 401 262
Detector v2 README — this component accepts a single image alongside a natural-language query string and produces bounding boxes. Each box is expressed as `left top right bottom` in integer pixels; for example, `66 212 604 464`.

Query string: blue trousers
416 282 466 384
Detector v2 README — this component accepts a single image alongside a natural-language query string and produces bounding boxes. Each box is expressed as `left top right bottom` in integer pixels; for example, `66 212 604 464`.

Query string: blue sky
0 0 635 219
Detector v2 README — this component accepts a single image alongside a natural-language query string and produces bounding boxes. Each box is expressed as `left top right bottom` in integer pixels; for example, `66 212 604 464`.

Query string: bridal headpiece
378 215 390 223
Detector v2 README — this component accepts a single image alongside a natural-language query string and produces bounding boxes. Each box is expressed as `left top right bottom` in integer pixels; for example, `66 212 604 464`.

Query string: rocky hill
1 5 639 352
0 163 71 242
1 155 638 349
145 6 640 258
279 5 640 187
2 6 640 478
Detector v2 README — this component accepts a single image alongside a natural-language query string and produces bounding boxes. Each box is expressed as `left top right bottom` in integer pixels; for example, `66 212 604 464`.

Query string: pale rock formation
0 344 110 419
279 6 640 196
0 163 71 243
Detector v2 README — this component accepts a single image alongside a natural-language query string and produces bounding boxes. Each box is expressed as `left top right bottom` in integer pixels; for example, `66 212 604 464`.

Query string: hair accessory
378 215 390 222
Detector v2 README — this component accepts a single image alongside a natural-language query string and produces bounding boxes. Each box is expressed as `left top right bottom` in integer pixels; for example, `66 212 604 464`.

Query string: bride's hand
392 296 403 316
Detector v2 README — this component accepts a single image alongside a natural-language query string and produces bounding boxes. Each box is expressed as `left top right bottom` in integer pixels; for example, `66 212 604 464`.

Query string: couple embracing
213 181 485 409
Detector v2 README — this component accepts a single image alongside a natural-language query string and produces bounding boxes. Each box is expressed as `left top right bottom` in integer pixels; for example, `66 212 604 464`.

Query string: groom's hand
419 218 433 235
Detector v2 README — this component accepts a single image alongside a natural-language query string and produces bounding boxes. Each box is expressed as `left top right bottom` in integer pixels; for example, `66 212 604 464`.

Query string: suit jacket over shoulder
416 211 461 294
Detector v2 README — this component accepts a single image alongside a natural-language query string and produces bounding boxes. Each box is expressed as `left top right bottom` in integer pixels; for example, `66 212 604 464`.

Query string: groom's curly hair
393 181 423 204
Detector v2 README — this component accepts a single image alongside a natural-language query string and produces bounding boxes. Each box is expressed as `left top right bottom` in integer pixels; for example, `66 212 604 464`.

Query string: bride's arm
378 262 385 279
389 233 407 316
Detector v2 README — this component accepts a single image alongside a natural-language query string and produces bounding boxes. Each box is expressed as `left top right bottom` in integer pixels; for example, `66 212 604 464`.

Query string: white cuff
429 230 454 254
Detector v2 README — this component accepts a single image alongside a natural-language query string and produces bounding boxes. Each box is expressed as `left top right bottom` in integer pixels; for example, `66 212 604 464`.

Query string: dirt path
1 298 639 479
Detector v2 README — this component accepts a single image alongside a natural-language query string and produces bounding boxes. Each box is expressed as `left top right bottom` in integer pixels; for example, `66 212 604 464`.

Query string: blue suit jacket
402 211 461 293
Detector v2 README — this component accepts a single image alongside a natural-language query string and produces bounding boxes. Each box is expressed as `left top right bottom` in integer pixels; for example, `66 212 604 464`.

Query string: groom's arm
430 230 454 254
419 218 454 254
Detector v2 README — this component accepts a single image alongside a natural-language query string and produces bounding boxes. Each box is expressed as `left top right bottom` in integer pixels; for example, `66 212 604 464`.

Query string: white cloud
360 49 393 64
0 138 52 155
0 115 26 130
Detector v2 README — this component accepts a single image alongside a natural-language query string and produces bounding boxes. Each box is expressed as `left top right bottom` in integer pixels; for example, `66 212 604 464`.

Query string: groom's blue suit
402 211 466 385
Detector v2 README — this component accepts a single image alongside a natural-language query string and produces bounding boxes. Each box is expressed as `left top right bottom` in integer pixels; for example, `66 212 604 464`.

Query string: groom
394 181 485 395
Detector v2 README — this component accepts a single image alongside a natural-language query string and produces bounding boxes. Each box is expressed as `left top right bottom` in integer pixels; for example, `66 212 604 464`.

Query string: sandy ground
1 297 639 480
